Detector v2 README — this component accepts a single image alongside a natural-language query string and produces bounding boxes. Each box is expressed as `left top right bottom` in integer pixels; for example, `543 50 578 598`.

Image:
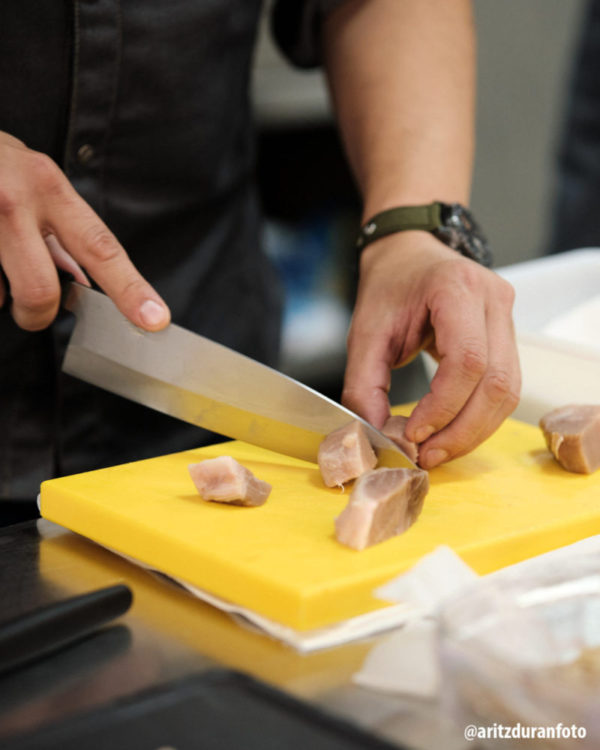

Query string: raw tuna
540 405 600 474
381 415 419 464
335 467 429 550
318 421 377 487
188 456 271 506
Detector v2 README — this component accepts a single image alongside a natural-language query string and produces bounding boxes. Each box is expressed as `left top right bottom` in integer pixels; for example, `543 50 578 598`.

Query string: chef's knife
62 282 416 469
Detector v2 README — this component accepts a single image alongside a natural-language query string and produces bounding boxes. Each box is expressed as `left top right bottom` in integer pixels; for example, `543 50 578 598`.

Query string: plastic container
423 249 600 424
438 553 600 749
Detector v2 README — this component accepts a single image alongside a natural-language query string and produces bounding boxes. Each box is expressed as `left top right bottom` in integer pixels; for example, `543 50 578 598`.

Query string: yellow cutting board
40 410 600 631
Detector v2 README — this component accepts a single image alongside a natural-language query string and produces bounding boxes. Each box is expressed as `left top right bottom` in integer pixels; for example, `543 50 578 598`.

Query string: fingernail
422 449 448 468
414 425 435 443
140 299 168 329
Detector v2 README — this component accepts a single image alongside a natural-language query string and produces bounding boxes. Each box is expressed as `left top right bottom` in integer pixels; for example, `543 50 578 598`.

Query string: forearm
322 0 476 221
322 2 520 466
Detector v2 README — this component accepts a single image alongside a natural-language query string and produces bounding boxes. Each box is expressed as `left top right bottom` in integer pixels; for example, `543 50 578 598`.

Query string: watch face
435 203 494 267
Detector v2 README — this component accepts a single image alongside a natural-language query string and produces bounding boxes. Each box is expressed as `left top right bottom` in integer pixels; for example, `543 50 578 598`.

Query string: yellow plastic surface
40 411 600 630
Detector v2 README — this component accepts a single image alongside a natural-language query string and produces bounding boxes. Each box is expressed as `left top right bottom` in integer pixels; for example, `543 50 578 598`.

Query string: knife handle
0 584 133 674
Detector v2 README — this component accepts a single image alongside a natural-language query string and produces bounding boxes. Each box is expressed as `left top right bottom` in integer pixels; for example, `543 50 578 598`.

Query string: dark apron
0 0 283 500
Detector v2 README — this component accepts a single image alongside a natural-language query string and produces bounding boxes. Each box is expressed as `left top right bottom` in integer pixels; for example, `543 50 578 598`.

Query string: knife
61 282 415 469
0 584 132 675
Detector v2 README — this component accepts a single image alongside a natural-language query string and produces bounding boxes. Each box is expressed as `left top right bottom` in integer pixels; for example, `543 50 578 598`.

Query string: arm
322 0 520 469
0 131 170 331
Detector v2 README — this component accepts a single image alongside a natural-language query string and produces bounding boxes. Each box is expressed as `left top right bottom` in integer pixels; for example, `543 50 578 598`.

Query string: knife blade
61 282 415 468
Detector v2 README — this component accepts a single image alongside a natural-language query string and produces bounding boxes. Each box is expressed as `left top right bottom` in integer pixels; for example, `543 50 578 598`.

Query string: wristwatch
356 201 493 268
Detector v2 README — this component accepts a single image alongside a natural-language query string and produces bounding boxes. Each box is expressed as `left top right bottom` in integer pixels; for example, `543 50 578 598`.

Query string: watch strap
356 202 443 250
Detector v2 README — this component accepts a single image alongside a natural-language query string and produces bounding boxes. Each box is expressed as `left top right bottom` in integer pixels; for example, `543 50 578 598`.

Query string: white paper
375 545 478 614
176 576 419 653
353 618 440 698
353 545 477 699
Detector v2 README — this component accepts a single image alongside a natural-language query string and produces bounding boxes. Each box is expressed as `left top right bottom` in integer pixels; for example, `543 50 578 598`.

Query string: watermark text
464 723 587 741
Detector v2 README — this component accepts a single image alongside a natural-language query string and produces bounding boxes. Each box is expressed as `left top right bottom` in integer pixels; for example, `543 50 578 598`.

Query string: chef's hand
342 230 521 469
0 132 170 331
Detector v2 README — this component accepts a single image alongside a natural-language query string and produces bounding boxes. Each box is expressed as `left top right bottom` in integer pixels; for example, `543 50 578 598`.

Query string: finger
342 324 392 429
418 303 520 469
45 192 170 331
43 232 90 286
0 218 61 330
0 132 28 150
406 287 488 444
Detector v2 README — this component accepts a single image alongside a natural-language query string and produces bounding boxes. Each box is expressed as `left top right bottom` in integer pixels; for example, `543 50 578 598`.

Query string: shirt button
77 144 95 165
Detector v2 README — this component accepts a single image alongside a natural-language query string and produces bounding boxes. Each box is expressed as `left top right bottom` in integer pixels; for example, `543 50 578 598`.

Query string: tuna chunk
188 456 271 506
540 405 600 474
335 467 429 550
382 415 419 464
318 421 378 487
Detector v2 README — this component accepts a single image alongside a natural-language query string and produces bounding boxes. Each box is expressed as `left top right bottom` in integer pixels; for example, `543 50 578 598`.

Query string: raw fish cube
335 467 429 550
540 405 600 474
188 456 271 506
318 421 377 487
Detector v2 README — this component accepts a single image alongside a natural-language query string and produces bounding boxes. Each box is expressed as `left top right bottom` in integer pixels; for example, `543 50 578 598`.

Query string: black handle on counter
0 584 133 674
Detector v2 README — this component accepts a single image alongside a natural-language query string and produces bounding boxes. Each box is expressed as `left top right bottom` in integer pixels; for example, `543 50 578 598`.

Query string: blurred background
251 0 587 402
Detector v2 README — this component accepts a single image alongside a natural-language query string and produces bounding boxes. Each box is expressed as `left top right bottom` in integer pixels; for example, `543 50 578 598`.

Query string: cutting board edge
456 513 600 574
39 481 316 628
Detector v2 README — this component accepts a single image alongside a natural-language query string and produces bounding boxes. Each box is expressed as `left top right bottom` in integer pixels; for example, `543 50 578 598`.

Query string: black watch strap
356 203 443 250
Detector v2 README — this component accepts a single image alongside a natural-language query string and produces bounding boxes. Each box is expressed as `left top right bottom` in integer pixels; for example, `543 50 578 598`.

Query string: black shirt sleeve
271 0 349 68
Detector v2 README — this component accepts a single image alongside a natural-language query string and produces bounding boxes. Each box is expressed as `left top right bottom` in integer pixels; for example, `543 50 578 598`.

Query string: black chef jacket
0 0 345 503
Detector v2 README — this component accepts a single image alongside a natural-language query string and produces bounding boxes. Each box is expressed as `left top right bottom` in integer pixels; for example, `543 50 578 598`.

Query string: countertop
0 519 470 750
